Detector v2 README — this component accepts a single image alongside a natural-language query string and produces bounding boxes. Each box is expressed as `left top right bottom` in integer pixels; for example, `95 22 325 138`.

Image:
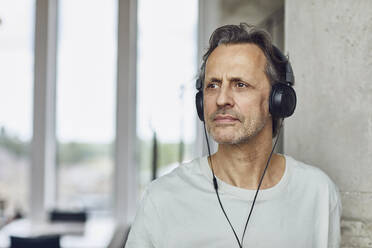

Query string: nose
216 83 234 108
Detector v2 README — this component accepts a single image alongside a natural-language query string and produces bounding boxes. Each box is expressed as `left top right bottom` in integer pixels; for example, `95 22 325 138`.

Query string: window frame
30 0 138 226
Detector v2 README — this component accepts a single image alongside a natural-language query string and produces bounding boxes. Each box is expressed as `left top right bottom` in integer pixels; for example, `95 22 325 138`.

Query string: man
125 23 341 248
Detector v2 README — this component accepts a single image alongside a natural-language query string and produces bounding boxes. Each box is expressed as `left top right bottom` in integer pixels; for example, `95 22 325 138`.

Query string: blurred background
0 0 371 247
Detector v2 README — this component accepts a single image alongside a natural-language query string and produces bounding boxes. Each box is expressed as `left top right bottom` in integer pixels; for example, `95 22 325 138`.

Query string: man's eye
236 82 247 88
206 83 219 89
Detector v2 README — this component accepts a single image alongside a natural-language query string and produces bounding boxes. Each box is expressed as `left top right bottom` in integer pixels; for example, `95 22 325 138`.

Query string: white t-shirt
125 155 342 248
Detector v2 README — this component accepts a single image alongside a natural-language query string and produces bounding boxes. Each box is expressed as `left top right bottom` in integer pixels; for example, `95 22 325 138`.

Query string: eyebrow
208 77 222 83
206 76 249 83
229 77 245 82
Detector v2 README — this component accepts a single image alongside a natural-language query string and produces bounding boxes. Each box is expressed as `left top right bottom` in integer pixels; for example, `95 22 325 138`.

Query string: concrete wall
285 0 372 247
218 0 283 27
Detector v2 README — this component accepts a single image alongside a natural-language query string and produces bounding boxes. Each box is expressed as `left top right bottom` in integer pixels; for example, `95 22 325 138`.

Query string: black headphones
195 45 297 122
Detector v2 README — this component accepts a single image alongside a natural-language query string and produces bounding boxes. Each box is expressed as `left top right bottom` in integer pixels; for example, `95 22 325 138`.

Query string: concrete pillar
285 0 372 246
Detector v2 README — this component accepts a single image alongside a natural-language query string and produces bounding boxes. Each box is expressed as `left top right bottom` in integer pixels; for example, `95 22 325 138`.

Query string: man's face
203 43 272 144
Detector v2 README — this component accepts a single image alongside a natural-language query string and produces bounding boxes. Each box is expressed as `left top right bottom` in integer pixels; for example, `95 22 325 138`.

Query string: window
0 0 35 217
137 0 198 194
56 0 117 212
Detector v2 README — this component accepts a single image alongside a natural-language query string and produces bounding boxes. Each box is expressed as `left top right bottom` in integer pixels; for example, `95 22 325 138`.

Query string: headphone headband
271 45 295 86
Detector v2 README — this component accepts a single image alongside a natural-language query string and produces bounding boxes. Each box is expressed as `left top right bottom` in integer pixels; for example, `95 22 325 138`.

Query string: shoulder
285 155 341 211
144 157 202 200
286 155 336 186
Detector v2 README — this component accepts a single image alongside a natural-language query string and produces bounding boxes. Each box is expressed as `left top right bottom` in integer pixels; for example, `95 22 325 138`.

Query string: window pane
137 0 198 194
0 0 35 218
56 0 117 212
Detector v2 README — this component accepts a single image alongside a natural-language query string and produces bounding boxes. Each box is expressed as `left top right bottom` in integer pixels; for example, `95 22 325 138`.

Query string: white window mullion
30 0 58 222
114 0 138 225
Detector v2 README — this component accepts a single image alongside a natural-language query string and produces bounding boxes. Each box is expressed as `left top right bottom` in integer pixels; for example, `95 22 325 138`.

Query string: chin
210 129 245 145
209 125 262 145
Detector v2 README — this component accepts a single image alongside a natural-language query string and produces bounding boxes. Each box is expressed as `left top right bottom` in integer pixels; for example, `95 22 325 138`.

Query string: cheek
259 95 269 113
253 87 271 114
237 96 261 113
203 96 216 116
261 90 271 113
235 95 269 119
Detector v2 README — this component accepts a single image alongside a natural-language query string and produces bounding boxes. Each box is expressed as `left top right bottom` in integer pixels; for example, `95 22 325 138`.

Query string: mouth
213 115 240 124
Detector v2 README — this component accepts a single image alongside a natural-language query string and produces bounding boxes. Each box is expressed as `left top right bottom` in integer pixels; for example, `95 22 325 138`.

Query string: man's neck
209 126 285 190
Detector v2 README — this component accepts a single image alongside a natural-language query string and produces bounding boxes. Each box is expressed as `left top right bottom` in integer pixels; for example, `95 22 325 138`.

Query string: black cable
240 120 283 247
203 122 242 248
203 119 283 248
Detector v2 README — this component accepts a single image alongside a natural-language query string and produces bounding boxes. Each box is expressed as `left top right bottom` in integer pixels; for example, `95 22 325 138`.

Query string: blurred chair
49 210 87 222
10 235 60 248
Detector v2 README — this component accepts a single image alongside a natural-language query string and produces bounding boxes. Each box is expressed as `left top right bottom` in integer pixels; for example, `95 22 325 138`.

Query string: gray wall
285 0 372 247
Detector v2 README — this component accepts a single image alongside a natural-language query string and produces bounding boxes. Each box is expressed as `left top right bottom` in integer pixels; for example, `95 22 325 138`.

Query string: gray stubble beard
206 116 268 145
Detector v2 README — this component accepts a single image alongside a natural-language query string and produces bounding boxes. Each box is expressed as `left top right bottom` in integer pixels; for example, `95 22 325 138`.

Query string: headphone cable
203 122 242 248
203 119 283 248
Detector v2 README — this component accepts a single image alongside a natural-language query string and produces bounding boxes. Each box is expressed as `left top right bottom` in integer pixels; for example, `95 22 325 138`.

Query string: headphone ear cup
195 91 204 122
269 83 297 118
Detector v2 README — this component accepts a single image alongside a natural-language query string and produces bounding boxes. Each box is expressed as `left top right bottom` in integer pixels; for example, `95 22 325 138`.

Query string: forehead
205 43 267 78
